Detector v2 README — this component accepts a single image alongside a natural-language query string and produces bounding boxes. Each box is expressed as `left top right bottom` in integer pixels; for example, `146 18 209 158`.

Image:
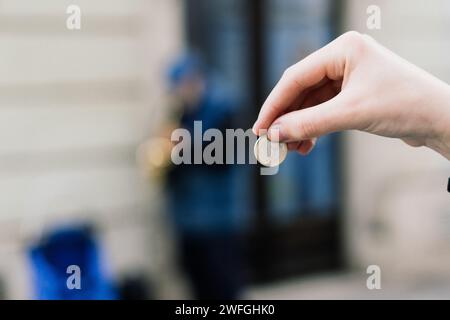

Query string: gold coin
254 134 288 167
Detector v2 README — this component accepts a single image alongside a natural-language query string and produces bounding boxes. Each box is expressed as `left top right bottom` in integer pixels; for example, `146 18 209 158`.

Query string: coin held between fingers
254 134 288 167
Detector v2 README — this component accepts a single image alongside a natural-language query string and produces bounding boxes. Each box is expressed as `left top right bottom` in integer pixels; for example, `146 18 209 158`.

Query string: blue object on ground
28 224 117 300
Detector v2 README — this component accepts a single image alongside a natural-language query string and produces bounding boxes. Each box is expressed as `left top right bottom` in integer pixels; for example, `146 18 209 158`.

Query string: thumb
268 93 354 142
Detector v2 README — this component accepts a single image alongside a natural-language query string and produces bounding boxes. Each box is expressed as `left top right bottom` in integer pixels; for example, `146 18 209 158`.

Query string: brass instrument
136 100 183 181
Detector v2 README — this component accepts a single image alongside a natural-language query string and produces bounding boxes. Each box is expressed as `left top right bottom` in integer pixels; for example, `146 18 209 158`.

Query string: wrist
426 84 450 160
429 129 450 160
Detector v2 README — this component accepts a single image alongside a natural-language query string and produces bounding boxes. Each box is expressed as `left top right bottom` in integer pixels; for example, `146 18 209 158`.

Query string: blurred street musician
140 53 246 299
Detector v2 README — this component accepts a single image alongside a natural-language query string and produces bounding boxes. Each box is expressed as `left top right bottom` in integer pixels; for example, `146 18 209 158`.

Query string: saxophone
136 99 183 181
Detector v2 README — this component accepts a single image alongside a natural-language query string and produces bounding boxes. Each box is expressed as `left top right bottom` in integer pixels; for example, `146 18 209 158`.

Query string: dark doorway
184 0 344 284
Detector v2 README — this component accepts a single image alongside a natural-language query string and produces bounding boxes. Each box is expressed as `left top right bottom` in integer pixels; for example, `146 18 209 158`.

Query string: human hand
252 31 450 159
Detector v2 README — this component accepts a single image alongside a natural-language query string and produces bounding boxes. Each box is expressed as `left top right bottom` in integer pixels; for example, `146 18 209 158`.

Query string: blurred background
0 0 449 299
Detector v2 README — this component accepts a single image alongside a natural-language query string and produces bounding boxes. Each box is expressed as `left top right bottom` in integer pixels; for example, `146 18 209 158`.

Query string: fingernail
304 147 314 155
268 123 286 142
252 123 258 135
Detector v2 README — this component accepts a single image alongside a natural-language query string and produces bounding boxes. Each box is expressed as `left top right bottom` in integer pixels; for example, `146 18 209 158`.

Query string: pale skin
252 31 450 160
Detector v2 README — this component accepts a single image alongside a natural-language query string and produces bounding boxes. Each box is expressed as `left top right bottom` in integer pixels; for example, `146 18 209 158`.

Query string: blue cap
168 53 204 87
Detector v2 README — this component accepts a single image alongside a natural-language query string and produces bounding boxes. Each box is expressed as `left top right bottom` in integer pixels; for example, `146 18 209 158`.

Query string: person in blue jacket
166 53 246 300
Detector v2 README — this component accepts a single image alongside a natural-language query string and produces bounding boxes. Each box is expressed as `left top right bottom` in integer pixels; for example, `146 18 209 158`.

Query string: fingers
252 37 346 135
268 92 353 142
287 141 302 151
297 138 317 155
287 138 318 155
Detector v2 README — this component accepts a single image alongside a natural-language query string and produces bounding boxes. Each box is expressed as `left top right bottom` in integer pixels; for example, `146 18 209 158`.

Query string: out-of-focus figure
141 53 245 299
28 224 117 300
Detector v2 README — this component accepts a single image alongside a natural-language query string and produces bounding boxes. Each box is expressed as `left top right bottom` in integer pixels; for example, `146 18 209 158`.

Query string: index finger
252 38 344 134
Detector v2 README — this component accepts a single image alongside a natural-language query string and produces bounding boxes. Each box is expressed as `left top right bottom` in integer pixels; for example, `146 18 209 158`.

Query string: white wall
0 0 184 299
344 0 450 280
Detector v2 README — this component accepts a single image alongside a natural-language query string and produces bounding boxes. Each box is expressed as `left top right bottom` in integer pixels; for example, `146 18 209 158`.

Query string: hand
252 31 450 159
